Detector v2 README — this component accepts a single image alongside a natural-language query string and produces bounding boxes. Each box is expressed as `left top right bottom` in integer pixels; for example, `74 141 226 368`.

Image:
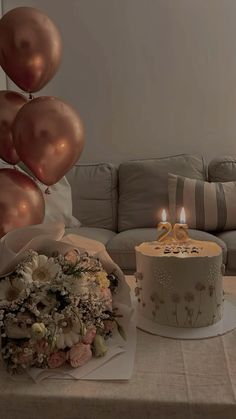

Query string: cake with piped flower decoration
135 239 224 328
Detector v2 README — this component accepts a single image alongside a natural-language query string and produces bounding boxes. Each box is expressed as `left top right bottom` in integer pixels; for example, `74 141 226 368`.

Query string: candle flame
161 209 167 222
180 207 186 224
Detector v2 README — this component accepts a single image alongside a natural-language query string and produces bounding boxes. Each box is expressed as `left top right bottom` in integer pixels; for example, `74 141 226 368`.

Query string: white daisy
56 319 81 349
64 273 90 296
0 277 26 307
21 254 59 284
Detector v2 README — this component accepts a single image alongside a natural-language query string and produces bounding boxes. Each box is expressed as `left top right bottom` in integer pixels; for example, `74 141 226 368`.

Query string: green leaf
116 322 127 341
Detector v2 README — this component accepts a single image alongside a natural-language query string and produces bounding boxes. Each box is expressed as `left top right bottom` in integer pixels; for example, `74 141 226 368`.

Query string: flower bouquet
0 239 126 373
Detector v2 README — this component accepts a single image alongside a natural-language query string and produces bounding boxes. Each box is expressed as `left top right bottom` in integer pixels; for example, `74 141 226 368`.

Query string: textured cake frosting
135 239 223 328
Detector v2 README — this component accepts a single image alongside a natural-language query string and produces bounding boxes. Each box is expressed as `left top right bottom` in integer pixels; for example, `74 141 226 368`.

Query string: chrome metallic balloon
13 96 85 186
0 7 62 93
0 168 45 238
0 90 27 164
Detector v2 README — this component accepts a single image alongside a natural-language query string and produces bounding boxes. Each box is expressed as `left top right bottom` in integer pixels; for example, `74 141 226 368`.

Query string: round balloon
0 7 62 93
0 90 27 164
0 168 45 238
13 96 85 185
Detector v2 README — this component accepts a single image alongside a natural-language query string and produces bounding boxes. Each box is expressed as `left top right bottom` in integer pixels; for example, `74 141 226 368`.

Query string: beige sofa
67 154 236 275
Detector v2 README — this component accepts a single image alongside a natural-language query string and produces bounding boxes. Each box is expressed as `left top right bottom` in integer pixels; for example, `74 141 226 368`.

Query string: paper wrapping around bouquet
0 222 135 381
0 222 130 306
0 223 65 276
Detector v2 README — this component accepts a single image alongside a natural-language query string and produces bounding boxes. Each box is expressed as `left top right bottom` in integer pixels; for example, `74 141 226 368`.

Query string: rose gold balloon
0 7 62 93
0 91 27 164
0 168 45 238
13 96 85 186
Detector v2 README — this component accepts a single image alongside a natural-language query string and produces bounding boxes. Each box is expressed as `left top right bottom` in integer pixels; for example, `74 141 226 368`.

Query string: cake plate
134 298 236 340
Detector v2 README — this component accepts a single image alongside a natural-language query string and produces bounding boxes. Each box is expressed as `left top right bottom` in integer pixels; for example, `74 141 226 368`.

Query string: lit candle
173 207 189 242
162 208 167 223
157 209 172 242
180 207 186 224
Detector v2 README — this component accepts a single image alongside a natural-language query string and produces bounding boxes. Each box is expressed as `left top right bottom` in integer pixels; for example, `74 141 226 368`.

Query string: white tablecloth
1 277 236 419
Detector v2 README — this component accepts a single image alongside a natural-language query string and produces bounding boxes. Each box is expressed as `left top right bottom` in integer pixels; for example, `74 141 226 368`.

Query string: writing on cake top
136 239 222 258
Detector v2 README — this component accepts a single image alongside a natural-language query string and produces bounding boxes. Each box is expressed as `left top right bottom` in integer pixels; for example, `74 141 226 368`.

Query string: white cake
135 239 223 328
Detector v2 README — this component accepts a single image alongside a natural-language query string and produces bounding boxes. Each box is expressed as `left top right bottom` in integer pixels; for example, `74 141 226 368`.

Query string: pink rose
64 250 78 265
17 349 33 366
35 338 50 354
82 326 96 344
69 343 92 368
47 351 67 369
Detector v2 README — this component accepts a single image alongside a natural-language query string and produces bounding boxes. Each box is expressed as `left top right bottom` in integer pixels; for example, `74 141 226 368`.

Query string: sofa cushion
208 156 236 182
66 163 118 231
65 226 116 246
118 154 206 232
106 228 226 273
168 173 236 231
216 231 236 274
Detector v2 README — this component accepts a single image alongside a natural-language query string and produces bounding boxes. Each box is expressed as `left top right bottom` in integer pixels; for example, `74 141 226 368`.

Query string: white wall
3 0 236 163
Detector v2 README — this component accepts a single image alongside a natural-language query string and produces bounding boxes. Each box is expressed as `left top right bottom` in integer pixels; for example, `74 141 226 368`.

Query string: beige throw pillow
168 173 236 231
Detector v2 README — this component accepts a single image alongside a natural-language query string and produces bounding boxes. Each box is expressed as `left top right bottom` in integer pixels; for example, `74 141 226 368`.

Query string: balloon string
45 187 51 195
29 93 34 100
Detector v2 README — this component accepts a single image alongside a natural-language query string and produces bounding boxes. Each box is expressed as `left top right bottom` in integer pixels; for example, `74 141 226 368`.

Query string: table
1 277 236 419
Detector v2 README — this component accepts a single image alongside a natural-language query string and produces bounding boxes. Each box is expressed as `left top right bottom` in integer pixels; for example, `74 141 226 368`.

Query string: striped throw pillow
168 173 236 231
